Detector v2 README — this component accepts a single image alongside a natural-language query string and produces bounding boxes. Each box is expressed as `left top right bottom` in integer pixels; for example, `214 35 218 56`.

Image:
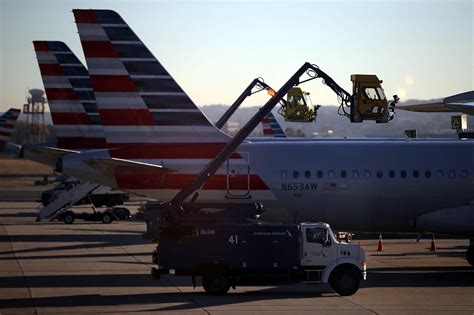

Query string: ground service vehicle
336 231 355 243
278 87 319 122
41 181 129 207
152 222 366 296
58 206 131 224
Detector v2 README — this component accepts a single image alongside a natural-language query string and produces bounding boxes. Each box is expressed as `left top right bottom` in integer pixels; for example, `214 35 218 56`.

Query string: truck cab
281 87 318 122
300 223 360 265
299 223 366 293
351 74 390 123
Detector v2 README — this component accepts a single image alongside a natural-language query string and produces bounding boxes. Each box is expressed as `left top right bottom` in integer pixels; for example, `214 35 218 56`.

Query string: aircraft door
226 152 250 198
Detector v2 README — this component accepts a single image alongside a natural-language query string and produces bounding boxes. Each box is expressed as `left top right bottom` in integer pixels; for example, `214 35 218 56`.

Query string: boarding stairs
36 181 100 221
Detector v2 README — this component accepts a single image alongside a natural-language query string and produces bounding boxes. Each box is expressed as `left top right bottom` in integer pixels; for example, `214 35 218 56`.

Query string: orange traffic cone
430 233 436 252
377 234 384 251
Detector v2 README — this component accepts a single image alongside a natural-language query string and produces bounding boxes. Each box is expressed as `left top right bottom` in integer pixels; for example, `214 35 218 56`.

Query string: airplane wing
445 102 474 115
23 146 79 167
84 158 174 176
397 101 453 112
398 91 474 115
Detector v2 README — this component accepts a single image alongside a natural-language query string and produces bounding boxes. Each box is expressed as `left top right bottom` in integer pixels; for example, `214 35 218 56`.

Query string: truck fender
321 258 361 283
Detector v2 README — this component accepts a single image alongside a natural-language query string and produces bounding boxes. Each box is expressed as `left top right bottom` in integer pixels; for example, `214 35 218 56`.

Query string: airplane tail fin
73 9 229 154
261 111 286 138
33 41 106 150
0 108 21 150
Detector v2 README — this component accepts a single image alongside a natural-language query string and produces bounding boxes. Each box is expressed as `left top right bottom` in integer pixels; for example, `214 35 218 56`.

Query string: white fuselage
61 139 474 232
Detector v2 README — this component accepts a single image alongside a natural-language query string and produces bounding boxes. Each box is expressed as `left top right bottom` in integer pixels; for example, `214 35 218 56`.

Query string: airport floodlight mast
22 89 46 145
167 62 395 216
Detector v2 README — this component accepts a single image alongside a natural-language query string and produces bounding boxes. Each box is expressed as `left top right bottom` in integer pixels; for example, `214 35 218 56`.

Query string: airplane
0 108 21 153
30 9 474 265
30 40 283 160
30 40 285 213
398 91 474 116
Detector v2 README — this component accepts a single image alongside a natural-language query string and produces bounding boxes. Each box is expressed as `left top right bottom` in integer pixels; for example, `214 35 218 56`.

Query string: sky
0 0 472 113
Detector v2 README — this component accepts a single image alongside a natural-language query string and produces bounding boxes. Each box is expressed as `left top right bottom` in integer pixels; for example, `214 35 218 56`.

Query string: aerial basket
278 87 320 122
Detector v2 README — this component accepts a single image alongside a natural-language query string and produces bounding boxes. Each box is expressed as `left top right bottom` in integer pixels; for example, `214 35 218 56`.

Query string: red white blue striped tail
0 108 21 150
262 111 286 138
73 9 229 149
70 10 274 199
33 41 106 150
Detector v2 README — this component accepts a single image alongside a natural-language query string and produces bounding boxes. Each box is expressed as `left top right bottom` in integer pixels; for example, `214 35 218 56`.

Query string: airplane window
305 170 311 179
413 170 419 178
293 171 299 179
376 170 383 178
401 170 407 178
340 170 347 178
281 171 287 179
328 170 335 178
425 170 431 178
364 170 371 178
461 170 468 178
353 170 359 178
389 170 395 178
437 170 444 178
317 170 323 178
449 170 455 179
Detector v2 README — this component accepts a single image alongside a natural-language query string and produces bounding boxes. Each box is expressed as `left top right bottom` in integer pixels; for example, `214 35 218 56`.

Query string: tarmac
0 201 473 314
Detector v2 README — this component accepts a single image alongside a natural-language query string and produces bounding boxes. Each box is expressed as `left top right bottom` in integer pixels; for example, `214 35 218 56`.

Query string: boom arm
169 62 325 213
304 66 353 111
215 78 275 129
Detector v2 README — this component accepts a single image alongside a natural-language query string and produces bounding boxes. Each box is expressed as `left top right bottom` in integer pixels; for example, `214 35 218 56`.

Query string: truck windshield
363 88 380 100
288 95 305 107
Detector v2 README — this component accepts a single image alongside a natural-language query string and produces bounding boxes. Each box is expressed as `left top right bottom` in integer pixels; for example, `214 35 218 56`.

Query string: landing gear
467 240 474 267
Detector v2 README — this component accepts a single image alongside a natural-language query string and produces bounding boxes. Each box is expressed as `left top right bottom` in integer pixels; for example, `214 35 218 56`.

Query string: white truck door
301 226 333 266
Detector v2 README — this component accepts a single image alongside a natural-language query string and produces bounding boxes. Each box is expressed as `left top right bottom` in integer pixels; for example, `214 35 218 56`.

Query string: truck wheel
63 211 75 224
102 212 113 224
329 266 360 296
202 270 230 295
345 234 352 243
466 245 474 267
